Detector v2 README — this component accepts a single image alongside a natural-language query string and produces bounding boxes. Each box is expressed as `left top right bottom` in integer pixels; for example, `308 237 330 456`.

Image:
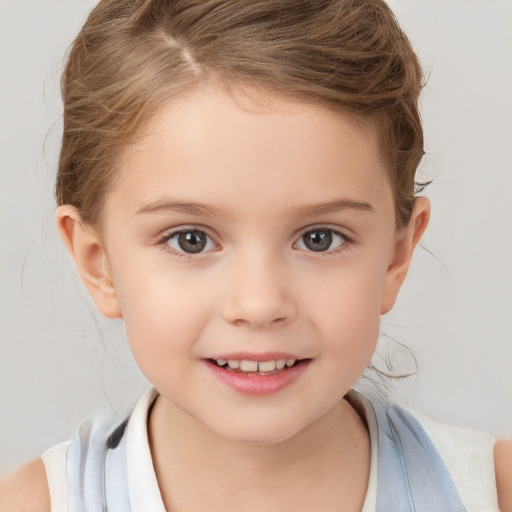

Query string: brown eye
178 231 206 253
166 230 214 254
296 229 346 253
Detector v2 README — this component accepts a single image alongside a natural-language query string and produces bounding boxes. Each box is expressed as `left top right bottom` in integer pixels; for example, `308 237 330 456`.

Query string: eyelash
156 225 353 259
157 226 218 259
294 226 353 255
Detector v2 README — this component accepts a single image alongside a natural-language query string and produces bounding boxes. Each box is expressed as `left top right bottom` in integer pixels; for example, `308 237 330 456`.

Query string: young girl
2 0 511 510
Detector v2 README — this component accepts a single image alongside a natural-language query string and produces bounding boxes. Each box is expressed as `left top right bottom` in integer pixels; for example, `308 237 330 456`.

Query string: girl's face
71 86 426 444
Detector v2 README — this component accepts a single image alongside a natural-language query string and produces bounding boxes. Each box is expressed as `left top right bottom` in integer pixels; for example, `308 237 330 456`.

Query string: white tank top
41 388 499 511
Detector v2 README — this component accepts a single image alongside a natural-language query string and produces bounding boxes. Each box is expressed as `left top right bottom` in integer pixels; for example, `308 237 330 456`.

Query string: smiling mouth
208 358 306 375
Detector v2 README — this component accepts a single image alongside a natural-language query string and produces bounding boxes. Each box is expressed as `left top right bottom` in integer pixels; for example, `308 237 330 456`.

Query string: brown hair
56 0 424 228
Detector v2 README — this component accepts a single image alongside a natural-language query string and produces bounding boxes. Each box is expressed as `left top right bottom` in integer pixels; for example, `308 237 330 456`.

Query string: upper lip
208 352 305 362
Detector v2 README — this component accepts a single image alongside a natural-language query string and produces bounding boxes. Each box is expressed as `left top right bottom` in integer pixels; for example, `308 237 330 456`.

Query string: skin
64 86 428 511
0 459 50 511
2 86 511 511
91 87 417 447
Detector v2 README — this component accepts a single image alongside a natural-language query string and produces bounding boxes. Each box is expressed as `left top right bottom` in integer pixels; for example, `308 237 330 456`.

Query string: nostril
222 293 297 328
232 316 288 328
233 318 248 328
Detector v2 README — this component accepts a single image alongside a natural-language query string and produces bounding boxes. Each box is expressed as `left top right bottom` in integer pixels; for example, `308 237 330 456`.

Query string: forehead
110 86 394 220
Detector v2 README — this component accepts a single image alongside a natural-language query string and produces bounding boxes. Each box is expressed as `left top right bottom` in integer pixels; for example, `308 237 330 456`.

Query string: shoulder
494 439 512 512
0 458 50 512
398 406 501 510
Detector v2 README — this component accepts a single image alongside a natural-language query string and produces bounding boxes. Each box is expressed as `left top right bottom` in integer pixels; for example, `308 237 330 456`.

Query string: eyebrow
136 197 374 217
136 199 223 217
293 199 374 216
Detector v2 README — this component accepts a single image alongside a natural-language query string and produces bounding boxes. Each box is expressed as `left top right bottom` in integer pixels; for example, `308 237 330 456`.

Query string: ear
380 197 430 314
56 205 122 319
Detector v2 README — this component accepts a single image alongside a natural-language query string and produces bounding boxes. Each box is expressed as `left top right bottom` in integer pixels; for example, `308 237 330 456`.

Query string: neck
148 394 370 512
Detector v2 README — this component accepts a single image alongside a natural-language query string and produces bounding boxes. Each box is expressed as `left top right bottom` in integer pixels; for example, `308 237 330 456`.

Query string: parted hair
56 0 424 227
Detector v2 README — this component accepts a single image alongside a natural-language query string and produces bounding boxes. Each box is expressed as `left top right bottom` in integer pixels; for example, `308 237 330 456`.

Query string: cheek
119 288 207 392
308 264 385 349
321 292 381 350
313 286 382 391
112 263 215 365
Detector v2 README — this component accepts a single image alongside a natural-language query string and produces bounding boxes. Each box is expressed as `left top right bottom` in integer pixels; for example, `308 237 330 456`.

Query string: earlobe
55 205 122 319
380 197 431 314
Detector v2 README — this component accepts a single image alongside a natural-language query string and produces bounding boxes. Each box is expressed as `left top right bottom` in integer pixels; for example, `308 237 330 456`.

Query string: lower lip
205 360 310 396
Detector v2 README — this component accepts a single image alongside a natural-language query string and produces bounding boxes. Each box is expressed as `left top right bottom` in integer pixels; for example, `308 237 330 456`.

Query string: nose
221 252 297 328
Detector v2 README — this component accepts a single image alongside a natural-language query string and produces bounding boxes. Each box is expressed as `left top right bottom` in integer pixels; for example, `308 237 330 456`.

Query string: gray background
1 0 511 476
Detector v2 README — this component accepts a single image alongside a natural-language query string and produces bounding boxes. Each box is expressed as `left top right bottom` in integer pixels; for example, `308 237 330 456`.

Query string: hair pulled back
56 0 424 227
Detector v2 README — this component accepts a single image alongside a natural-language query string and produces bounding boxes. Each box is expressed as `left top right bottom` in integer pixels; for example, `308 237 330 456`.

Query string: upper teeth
215 358 297 372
